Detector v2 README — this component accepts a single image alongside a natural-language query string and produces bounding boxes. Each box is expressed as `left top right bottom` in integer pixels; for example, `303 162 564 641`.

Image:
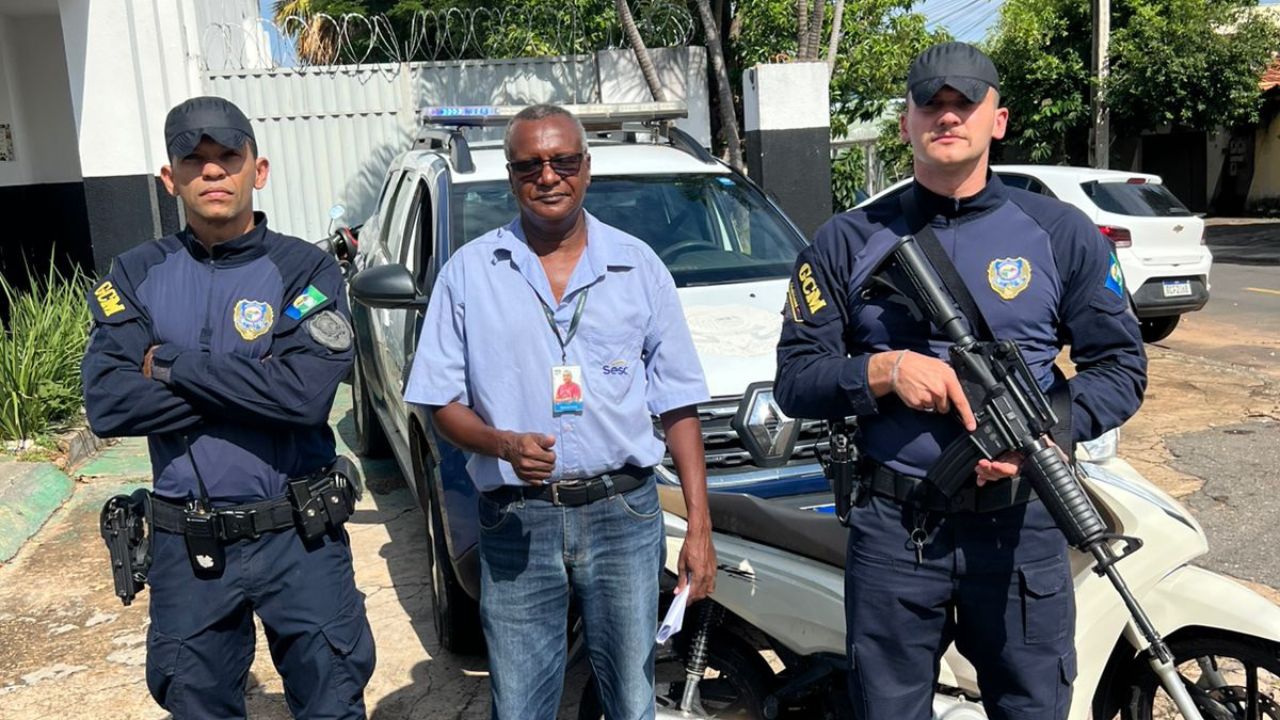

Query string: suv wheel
415 449 484 655
1139 315 1180 343
351 355 391 457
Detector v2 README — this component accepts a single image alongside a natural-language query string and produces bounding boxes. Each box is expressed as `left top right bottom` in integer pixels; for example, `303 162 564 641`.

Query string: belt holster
824 420 865 526
99 489 153 606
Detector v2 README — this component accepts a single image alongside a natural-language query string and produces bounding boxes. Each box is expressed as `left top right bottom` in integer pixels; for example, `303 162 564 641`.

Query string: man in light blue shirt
405 104 717 720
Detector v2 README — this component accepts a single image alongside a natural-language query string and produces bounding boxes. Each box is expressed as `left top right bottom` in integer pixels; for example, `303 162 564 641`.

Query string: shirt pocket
585 327 644 405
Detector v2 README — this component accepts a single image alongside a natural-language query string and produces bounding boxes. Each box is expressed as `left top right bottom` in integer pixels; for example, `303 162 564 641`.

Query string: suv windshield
451 174 805 286
1081 181 1193 217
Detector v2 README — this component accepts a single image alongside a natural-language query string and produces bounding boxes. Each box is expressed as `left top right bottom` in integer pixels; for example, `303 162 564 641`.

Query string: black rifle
99 489 153 606
875 234 1204 717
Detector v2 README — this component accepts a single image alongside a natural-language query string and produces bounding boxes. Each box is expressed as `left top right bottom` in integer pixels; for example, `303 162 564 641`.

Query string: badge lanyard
540 288 589 363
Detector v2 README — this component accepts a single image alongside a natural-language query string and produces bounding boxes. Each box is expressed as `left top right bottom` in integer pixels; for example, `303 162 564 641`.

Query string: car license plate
1162 280 1192 298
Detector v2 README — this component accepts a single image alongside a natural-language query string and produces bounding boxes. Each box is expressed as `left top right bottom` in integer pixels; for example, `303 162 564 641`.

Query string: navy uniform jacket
82 213 354 503
775 176 1147 478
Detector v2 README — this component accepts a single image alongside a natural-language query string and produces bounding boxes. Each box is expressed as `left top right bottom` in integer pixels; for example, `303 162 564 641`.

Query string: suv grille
655 396 827 475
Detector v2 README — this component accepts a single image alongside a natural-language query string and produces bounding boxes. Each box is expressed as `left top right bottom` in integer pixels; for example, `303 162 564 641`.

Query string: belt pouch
288 478 330 541
183 505 226 577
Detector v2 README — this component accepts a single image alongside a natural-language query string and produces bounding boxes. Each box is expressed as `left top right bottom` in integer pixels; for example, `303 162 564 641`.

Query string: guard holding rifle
775 42 1147 719
83 96 374 719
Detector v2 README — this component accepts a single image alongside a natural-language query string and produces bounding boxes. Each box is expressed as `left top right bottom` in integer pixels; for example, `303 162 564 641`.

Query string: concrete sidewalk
0 460 75 564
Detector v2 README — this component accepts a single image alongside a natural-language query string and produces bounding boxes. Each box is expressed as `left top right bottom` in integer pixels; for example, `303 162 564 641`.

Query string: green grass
0 265 91 443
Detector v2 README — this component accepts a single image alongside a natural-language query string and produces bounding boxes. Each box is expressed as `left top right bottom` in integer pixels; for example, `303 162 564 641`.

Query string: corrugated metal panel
205 53 696 240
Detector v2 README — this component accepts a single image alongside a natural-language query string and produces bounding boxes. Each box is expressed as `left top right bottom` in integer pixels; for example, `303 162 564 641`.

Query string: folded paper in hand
656 581 691 643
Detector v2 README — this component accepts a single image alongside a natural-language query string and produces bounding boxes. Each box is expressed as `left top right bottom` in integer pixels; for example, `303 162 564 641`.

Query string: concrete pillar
743 62 831 240
56 0 260 272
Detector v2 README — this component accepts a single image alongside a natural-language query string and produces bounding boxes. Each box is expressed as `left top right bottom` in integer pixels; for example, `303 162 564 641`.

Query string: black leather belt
866 460 1036 513
151 474 344 541
484 465 652 507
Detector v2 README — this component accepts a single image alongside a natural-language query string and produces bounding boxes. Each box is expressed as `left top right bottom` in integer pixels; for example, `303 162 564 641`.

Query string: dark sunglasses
507 153 585 180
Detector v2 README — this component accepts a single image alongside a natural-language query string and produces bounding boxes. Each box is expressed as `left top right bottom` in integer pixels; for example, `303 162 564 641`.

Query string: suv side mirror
350 264 426 309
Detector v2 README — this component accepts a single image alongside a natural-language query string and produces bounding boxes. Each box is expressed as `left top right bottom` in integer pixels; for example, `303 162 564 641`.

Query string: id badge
552 365 584 415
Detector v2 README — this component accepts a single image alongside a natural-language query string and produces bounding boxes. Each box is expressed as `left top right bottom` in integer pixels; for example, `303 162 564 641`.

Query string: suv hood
676 279 787 399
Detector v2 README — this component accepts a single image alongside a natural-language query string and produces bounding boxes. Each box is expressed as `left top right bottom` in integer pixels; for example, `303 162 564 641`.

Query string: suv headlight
730 382 800 468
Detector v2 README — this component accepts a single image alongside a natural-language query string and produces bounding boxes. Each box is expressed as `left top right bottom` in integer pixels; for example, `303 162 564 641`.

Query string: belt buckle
551 480 587 507
220 508 259 540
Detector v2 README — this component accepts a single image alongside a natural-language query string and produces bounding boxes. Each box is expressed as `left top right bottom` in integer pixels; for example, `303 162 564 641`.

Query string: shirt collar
911 172 1008 221
180 211 270 265
493 210 636 304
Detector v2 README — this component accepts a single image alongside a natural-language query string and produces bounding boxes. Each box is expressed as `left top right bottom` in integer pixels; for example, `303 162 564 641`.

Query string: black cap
907 42 1000 106
163 96 256 159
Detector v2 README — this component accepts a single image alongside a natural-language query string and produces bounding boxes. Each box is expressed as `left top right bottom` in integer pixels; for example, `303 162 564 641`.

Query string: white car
862 166 1212 343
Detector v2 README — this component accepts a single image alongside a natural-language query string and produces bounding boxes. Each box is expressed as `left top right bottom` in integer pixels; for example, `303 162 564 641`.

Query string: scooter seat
658 486 847 569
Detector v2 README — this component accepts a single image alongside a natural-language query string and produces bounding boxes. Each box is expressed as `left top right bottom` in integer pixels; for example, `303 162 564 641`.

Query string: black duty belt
151 474 349 542
866 460 1036 514
484 465 651 507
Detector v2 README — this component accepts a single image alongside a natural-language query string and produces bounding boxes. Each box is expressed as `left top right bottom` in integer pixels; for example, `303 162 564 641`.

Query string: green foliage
735 0 946 134
831 147 866 211
0 266 91 443
874 112 914 184
278 0 684 60
988 0 1280 164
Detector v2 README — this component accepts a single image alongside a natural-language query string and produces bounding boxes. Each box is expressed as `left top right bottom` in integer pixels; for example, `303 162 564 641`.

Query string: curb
59 425 109 472
0 461 75 563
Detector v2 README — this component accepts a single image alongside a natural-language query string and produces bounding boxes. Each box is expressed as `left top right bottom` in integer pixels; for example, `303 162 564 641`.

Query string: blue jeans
478 477 664 720
845 497 1076 720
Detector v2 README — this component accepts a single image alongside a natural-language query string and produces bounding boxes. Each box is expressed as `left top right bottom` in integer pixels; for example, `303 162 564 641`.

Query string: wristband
888 350 909 392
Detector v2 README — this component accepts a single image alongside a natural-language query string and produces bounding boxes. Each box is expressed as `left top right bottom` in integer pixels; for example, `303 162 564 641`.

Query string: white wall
0 12 81 187
9 14 80 184
0 14 25 186
58 0 207 179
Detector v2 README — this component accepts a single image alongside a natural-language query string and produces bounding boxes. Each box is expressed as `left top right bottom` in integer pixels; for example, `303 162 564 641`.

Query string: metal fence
201 4 697 71
206 48 708 241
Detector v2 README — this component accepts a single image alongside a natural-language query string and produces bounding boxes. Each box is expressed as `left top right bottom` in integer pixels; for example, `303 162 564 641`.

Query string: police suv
343 103 827 653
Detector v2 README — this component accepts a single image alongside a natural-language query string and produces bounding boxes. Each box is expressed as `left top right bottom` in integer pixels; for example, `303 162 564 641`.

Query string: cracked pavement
0 391 591 719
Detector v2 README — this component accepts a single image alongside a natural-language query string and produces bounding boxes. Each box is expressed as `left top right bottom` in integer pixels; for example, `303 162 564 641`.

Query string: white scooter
581 432 1280 719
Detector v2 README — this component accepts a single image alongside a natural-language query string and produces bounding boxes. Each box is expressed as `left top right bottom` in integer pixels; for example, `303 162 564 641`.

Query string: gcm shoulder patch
305 310 353 352
787 262 830 323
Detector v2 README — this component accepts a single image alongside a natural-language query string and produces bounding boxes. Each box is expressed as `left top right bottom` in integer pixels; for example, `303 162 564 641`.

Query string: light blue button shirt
405 211 710 491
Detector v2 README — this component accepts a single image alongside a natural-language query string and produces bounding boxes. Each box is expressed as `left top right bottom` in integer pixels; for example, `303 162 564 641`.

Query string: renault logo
730 382 800 468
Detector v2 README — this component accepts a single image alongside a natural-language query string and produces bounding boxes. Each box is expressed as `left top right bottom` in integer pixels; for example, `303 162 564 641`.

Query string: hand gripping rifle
877 234 1204 719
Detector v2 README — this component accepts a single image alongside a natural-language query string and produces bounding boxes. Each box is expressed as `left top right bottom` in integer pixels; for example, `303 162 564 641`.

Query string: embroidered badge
796 263 828 315
987 257 1032 300
233 300 274 341
1104 252 1125 299
94 281 126 317
305 309 353 351
284 284 329 320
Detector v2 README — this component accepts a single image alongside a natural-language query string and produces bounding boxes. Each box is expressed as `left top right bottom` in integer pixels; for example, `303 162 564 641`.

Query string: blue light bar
420 102 687 128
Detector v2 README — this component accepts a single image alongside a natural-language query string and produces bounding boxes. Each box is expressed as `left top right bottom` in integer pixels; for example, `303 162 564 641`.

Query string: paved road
1155 220 1280 373
1166 418 1280 589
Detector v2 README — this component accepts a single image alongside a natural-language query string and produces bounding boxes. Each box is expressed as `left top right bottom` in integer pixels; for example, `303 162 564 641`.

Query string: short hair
503 104 589 160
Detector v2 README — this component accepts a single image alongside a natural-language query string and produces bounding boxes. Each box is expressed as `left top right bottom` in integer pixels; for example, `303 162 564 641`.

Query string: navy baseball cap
907 42 1001 106
163 96 257 159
